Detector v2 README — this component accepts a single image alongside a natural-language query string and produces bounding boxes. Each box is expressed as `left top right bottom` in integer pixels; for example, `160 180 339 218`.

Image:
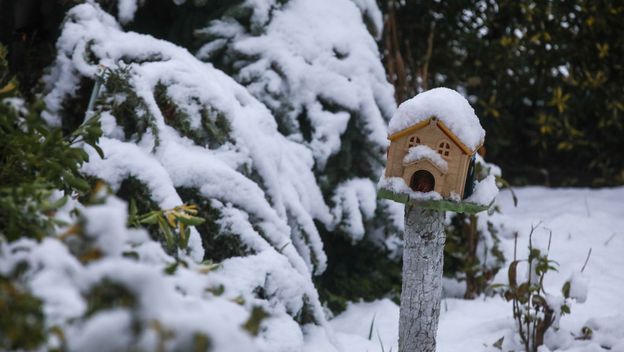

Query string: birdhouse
378 88 496 213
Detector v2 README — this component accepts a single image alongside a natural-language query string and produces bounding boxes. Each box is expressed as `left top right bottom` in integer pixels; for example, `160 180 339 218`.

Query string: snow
329 187 624 351
568 272 589 304
378 165 498 207
388 87 486 151
403 145 448 172
466 174 499 206
378 176 443 201
0 196 258 351
116 0 139 24
81 197 129 257
350 0 384 40
330 179 378 241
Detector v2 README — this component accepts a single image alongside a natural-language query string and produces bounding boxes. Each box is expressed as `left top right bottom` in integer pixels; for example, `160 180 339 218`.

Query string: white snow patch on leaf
466 175 498 206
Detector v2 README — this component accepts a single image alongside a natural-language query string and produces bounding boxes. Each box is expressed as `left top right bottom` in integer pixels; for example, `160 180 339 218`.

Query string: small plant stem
604 233 616 246
580 248 592 273
511 232 529 351
513 232 518 261
527 228 534 351
546 230 552 255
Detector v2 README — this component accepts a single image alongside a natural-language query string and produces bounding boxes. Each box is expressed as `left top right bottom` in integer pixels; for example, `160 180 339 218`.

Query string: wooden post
399 205 446 352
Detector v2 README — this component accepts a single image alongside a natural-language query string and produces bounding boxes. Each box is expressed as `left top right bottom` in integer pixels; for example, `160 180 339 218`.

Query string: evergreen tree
23 1 402 347
101 0 403 311
193 0 402 311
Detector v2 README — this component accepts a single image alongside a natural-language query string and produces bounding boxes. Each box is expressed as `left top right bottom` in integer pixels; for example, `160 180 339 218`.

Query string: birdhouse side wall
453 153 471 198
386 140 404 178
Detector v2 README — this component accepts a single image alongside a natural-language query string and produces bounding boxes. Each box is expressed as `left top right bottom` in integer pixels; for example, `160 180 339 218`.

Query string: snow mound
403 145 448 172
568 272 589 303
388 88 485 152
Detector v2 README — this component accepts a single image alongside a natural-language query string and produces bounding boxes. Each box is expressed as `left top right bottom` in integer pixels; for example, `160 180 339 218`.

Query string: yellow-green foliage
0 272 46 350
379 0 624 186
0 44 102 241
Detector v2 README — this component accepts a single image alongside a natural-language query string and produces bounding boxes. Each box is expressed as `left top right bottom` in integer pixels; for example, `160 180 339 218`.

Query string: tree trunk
399 205 446 352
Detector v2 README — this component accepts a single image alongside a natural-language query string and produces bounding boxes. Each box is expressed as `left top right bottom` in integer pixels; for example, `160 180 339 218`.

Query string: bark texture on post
399 205 446 352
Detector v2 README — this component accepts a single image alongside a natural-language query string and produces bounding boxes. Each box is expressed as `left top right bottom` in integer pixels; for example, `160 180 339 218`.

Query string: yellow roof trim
387 119 430 141
387 117 482 155
436 121 475 155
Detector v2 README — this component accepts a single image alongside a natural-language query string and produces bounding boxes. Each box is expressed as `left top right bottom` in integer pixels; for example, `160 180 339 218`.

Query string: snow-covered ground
327 187 624 352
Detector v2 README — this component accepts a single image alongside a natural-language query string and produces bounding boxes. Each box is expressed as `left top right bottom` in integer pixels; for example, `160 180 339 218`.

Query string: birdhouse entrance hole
410 170 435 193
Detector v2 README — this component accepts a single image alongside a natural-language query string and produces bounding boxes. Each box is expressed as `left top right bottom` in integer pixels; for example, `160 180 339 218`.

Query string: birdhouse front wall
403 160 445 194
385 118 472 198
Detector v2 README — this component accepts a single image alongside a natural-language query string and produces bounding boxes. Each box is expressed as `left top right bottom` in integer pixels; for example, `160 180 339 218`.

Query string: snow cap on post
388 87 485 152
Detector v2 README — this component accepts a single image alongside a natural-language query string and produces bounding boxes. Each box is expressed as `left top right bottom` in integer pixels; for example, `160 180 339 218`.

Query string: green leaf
92 144 105 159
164 262 178 275
129 199 138 218
122 251 139 260
158 216 175 251
493 336 504 350
508 260 519 288
138 212 160 225
368 313 376 340
40 196 68 212
562 281 571 298
529 248 541 260
62 171 90 193
177 215 205 226
242 306 269 336
179 223 189 249
561 304 570 315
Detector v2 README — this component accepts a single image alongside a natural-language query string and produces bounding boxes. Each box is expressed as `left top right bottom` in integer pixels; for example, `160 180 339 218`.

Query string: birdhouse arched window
408 135 420 148
437 140 451 158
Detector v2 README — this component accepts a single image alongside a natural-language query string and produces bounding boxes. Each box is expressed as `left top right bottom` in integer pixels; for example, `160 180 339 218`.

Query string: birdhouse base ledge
377 188 490 214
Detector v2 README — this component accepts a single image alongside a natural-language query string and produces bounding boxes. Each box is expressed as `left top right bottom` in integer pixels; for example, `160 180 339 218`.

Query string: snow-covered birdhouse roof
388 87 485 153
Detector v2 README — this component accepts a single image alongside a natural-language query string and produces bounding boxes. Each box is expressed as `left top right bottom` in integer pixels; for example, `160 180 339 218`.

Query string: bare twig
604 233 616 246
546 229 553 255
421 21 436 91
584 195 591 217
526 227 534 351
580 248 592 273
513 232 518 261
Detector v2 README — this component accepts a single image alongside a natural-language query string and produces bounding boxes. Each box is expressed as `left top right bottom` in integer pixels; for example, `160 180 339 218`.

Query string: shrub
444 156 510 298
498 225 588 352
